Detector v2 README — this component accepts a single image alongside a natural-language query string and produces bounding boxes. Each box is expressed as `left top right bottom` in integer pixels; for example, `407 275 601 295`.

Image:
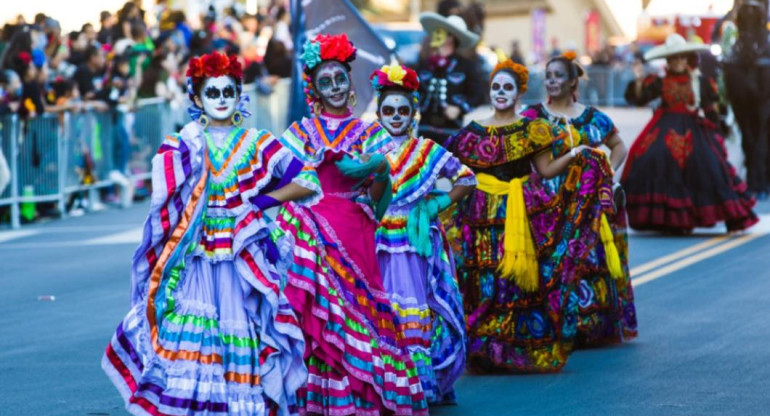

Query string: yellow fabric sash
476 173 539 292
599 213 624 280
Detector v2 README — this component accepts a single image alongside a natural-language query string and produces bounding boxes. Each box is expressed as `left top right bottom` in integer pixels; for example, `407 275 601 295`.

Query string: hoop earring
231 111 243 126
198 114 210 129
349 91 357 108
313 101 322 116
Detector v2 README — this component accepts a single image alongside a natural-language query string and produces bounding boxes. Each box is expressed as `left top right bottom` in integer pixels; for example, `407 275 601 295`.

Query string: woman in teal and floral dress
522 51 638 348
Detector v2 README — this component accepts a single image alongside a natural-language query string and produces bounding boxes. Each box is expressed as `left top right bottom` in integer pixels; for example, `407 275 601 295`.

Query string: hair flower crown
490 58 529 93
187 52 242 82
301 33 357 72
370 63 419 93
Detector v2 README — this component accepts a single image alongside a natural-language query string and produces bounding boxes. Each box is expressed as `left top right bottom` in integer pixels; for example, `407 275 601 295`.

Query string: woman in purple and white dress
101 52 319 416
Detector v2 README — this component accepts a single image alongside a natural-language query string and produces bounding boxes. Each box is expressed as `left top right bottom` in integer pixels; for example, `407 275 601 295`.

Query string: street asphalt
1 107 769 415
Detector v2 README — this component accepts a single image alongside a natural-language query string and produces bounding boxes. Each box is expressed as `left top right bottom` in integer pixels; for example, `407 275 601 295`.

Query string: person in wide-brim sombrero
419 12 479 49
644 33 710 61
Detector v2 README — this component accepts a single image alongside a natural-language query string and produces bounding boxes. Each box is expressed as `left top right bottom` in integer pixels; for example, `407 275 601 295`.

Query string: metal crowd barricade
521 66 635 107
0 115 20 228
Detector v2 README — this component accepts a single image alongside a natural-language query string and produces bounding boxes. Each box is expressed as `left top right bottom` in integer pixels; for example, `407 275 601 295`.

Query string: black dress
621 70 757 232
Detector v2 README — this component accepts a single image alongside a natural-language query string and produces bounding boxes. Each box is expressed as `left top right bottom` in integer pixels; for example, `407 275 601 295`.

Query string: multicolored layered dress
622 71 757 232
376 135 475 404
523 103 638 348
102 123 319 416
277 114 428 416
445 118 583 373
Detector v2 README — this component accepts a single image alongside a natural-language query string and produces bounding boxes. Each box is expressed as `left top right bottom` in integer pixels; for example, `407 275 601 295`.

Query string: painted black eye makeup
503 83 515 91
382 106 412 116
204 86 221 99
492 82 501 91
317 77 332 89
334 73 348 85
223 85 235 98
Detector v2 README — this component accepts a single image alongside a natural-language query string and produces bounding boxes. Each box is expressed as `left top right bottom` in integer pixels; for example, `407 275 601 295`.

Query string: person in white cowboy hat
621 33 758 234
415 11 484 146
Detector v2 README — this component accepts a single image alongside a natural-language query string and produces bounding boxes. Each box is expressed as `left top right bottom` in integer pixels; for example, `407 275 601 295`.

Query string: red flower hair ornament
187 52 242 82
301 33 357 72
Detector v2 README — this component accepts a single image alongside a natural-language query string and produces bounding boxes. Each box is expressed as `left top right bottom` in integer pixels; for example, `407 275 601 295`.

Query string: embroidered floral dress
102 123 320 416
376 134 475 403
524 103 638 348
277 113 428 416
445 118 585 373
622 71 757 232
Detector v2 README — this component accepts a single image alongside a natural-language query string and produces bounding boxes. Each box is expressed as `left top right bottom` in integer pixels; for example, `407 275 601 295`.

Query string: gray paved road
1 108 769 415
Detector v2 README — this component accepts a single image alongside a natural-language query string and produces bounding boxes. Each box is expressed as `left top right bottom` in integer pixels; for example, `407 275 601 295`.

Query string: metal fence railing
522 66 636 107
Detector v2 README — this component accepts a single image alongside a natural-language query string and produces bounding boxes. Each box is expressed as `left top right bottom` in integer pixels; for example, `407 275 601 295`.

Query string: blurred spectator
49 45 77 80
128 23 154 76
2 69 22 113
82 23 98 44
438 0 463 17
115 1 143 41
67 31 89 67
264 35 291 78
136 52 175 99
12 51 45 119
0 70 13 115
73 44 106 100
270 6 293 52
98 11 116 45
549 37 562 58
510 40 525 65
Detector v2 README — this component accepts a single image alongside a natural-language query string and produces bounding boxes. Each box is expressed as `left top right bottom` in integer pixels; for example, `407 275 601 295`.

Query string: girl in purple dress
372 64 475 404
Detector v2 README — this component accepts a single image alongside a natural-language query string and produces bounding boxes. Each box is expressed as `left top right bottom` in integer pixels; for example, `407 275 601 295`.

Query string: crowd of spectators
0 0 296 219
0 1 295 122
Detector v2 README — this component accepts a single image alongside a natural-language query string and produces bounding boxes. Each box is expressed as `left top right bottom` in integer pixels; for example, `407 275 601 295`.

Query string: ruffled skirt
622 110 758 232
377 223 465 404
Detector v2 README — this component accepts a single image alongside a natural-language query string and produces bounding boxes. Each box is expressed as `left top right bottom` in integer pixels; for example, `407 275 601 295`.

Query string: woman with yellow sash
445 59 596 373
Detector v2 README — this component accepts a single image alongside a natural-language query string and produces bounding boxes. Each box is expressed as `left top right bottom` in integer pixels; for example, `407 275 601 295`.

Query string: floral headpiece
548 50 584 79
300 33 357 73
301 33 357 113
370 64 421 134
185 52 251 122
490 59 529 93
370 63 420 105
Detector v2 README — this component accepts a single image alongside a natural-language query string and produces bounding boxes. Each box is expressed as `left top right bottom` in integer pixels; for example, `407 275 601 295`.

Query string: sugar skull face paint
378 93 413 137
200 76 238 120
545 60 574 99
490 71 518 111
313 61 351 111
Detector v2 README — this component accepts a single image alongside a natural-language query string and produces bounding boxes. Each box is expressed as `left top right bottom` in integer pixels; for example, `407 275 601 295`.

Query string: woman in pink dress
276 34 428 416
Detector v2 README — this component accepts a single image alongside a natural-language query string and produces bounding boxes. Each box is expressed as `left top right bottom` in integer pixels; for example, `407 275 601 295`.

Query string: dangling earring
547 96 553 104
231 110 243 126
349 91 357 108
198 114 210 129
312 101 322 116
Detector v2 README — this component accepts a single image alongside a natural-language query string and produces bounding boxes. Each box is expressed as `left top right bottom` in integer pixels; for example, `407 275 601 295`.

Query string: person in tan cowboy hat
622 33 758 234
416 11 484 146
